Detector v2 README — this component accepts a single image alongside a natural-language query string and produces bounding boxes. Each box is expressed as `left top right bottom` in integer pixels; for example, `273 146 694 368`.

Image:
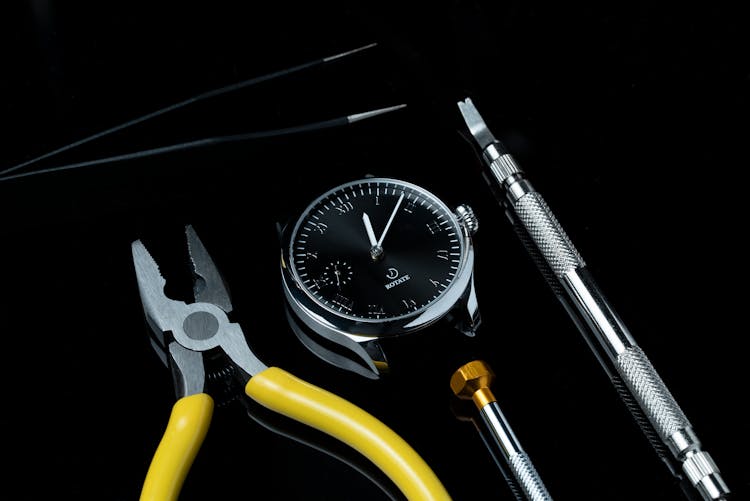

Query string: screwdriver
451 360 553 501
457 97 729 501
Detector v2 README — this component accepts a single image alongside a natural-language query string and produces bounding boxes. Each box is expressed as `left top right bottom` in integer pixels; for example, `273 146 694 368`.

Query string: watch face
288 178 465 321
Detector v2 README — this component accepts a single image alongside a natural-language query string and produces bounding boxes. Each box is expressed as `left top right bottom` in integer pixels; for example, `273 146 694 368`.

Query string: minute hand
377 193 405 248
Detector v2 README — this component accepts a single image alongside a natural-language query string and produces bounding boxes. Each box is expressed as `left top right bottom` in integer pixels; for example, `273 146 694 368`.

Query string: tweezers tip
348 103 407 124
323 42 378 62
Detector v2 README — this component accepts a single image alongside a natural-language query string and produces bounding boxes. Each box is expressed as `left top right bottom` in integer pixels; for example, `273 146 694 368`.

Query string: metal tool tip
457 97 497 150
456 98 478 124
185 226 207 271
184 224 197 244
132 239 155 266
131 239 166 284
184 224 233 312
348 104 407 124
456 97 474 111
323 42 378 62
185 225 199 264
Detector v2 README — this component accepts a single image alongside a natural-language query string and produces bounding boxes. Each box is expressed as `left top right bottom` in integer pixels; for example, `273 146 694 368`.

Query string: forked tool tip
457 97 496 150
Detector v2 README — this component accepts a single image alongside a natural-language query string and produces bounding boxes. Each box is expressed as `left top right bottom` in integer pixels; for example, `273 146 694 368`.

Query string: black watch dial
289 178 464 321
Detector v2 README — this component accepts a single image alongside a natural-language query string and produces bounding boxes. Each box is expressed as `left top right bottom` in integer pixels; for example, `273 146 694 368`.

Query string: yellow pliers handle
247 367 450 501
140 393 214 501
141 367 451 501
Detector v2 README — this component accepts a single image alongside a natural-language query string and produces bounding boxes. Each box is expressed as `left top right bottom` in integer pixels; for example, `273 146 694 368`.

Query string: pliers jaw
134 227 453 501
131 225 267 399
167 342 206 399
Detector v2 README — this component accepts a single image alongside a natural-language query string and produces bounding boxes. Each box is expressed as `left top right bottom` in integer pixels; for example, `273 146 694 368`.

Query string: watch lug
452 274 481 337
361 339 389 376
283 305 388 379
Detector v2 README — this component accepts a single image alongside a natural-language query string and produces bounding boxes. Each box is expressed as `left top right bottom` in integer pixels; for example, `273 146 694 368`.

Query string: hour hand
362 213 378 247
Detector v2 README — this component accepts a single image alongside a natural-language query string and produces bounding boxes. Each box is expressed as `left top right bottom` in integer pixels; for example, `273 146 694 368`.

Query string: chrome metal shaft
451 360 553 501
457 97 729 501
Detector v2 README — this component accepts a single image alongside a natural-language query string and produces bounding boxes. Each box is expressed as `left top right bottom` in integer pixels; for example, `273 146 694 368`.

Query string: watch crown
455 204 479 235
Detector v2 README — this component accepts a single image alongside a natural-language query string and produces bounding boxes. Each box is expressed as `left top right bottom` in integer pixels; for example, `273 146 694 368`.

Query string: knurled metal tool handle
456 97 729 501
505 450 553 501
512 187 728 500
514 191 691 439
509 201 679 468
515 190 710 448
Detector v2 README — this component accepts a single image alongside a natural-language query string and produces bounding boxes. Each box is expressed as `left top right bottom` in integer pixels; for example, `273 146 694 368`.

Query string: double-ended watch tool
457 97 729 501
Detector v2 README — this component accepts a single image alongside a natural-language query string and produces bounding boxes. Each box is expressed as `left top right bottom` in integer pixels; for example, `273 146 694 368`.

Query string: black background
1 2 747 500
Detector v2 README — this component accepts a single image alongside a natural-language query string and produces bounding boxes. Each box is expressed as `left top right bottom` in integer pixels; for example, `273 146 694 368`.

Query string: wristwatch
279 176 481 379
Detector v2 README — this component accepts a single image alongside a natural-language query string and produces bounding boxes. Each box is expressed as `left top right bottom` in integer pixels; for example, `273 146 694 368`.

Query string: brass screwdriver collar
450 360 497 409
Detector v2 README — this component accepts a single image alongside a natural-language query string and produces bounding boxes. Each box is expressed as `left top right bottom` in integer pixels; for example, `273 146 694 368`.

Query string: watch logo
385 274 411 290
386 267 399 279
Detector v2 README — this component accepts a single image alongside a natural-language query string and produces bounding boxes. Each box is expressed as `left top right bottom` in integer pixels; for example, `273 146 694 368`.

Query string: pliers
132 225 451 501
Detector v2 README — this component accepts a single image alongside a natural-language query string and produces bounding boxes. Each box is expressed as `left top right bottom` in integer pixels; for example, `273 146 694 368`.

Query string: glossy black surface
1 3 747 500
289 178 463 320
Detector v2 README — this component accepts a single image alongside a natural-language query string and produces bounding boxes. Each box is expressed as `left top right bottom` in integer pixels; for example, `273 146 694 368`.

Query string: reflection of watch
279 177 481 378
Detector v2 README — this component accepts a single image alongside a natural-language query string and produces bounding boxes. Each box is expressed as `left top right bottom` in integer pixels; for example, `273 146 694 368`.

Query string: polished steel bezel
280 177 475 342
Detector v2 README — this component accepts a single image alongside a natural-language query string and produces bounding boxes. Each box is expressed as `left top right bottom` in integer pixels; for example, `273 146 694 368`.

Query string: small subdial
321 260 353 288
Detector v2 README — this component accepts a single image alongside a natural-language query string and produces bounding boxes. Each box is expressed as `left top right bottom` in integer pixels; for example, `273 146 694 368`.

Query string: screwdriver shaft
451 360 553 501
